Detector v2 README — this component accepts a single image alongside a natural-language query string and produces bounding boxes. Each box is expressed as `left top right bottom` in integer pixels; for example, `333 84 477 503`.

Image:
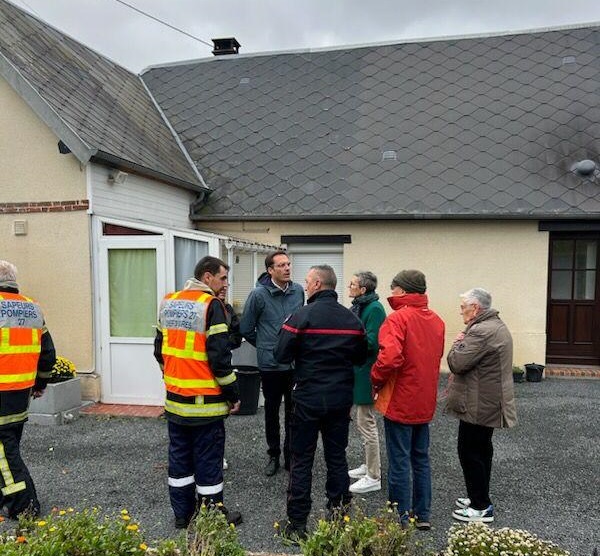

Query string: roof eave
0 50 95 164
190 212 600 222
91 151 209 193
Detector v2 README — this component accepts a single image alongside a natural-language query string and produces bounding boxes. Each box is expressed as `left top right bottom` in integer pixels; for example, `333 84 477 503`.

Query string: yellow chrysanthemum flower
126 524 139 531
122 515 131 521
139 543 148 551
36 521 47 527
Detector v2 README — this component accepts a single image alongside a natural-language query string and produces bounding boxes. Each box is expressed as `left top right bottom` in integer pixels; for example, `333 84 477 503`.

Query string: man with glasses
446 288 516 524
240 250 304 477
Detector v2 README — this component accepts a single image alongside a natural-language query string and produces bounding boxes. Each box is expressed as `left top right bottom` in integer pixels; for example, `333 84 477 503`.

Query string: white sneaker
348 464 367 479
349 475 381 494
455 497 470 509
452 505 494 523
223 458 228 470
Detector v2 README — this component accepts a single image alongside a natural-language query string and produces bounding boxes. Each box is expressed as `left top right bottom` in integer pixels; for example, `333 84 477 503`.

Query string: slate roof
142 25 600 220
0 0 203 191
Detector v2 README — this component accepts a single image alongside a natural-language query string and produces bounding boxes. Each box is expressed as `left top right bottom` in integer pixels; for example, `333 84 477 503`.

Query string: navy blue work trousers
0 422 40 518
167 419 225 521
287 403 351 524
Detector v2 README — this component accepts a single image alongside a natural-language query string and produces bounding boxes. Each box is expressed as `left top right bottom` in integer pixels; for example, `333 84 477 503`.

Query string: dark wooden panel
548 304 569 343
573 305 593 344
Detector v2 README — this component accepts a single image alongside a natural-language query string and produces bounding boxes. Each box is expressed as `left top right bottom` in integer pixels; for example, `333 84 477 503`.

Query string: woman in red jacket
371 270 445 530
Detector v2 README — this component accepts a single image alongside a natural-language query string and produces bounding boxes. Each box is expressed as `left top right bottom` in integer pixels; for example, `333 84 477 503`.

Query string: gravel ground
1 376 598 555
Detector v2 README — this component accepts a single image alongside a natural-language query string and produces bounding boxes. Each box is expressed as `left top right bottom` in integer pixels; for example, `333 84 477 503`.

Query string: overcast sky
9 0 600 72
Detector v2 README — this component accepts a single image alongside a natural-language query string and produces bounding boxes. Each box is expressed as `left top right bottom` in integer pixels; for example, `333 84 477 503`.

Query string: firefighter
154 256 242 529
0 260 56 518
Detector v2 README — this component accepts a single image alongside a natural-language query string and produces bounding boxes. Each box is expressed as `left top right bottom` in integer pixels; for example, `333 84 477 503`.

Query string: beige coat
446 309 517 428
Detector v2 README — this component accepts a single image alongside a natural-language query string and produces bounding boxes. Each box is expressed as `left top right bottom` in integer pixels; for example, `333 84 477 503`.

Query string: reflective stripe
215 372 236 386
206 323 228 336
0 372 36 384
2 481 26 496
165 398 229 418
168 475 195 487
0 411 28 426
164 376 218 389
161 329 208 361
196 481 223 495
0 344 41 354
0 441 26 496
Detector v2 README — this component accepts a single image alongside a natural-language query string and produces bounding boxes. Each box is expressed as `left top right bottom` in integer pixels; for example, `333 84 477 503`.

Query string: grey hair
461 287 492 310
0 260 17 282
354 271 377 293
310 265 337 289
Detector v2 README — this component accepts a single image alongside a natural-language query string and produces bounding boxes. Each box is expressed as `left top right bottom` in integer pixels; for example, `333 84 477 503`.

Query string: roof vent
574 159 596 176
562 56 576 65
212 38 241 56
382 150 397 161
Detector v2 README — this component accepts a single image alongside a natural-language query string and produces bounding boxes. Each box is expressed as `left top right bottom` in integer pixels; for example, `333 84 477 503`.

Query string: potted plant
29 356 82 424
512 365 525 383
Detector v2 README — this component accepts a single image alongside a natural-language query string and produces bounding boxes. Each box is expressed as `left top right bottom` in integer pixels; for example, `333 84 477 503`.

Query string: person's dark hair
194 256 229 279
310 265 337 289
265 250 289 270
354 270 377 293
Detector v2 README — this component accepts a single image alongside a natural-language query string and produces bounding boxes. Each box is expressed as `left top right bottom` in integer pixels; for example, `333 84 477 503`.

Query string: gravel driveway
1 376 598 555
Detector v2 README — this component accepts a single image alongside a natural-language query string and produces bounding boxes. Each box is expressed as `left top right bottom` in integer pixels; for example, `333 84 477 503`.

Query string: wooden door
546 234 600 365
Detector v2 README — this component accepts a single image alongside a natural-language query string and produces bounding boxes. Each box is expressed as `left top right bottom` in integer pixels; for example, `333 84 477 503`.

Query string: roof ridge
142 19 600 72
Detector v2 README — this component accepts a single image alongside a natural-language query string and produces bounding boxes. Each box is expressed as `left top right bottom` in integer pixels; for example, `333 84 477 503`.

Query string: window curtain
109 249 157 337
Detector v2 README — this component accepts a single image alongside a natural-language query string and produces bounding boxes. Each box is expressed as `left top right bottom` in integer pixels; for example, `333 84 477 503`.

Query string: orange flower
16 536 27 543
0 516 4 522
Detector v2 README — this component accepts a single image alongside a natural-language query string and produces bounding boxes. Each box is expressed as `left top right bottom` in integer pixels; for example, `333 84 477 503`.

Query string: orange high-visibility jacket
159 290 227 397
0 293 44 391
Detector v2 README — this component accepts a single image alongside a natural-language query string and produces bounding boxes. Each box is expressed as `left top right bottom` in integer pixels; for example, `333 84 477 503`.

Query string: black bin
234 366 260 415
524 363 544 382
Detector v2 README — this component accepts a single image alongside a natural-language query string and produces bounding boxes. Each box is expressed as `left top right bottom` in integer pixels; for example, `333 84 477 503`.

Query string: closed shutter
288 244 344 300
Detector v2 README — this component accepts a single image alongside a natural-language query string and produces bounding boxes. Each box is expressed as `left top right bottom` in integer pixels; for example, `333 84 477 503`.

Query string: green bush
297 504 427 556
444 522 571 556
0 505 244 556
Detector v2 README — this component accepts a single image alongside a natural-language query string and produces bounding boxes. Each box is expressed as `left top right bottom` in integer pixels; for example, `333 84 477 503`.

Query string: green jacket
351 294 386 405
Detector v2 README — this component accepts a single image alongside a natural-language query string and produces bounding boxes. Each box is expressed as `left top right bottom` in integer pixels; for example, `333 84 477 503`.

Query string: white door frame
97 235 166 404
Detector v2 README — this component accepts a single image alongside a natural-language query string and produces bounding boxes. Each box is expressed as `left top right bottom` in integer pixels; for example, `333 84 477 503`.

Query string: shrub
298 504 427 556
444 522 570 556
186 503 245 556
49 356 77 383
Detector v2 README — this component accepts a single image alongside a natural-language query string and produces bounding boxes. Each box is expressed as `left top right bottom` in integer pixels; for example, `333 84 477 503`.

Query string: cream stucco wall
199 219 549 368
0 77 93 372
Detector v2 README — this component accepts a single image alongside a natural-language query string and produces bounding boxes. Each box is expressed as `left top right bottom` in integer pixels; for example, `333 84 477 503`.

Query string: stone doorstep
80 403 164 418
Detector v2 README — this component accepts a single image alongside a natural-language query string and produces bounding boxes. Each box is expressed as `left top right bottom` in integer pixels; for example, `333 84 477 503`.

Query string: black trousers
457 420 494 510
287 403 351 524
0 422 40 518
260 370 292 466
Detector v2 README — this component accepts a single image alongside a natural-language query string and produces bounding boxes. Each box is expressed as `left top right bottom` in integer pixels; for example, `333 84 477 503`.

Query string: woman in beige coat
446 287 517 523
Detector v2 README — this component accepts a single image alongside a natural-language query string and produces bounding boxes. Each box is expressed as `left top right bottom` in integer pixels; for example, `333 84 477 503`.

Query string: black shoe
221 506 243 526
415 519 431 531
174 516 190 529
279 519 307 545
265 456 280 477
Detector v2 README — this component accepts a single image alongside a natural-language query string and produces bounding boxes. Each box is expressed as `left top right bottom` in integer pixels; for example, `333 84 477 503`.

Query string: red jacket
371 293 445 424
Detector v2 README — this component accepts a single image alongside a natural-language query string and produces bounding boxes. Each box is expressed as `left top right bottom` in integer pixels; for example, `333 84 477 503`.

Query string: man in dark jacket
275 265 367 542
240 250 304 476
0 259 56 519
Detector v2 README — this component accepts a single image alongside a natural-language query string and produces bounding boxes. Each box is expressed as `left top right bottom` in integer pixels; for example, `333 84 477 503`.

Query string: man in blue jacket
275 265 367 542
240 250 304 476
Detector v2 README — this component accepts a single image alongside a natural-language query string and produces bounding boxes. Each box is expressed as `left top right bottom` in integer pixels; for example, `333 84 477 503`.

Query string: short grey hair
461 287 492 310
0 260 17 282
310 265 337 289
354 271 377 293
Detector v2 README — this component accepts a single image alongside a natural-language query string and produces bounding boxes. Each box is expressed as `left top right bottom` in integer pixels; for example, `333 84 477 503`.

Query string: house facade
2 0 599 412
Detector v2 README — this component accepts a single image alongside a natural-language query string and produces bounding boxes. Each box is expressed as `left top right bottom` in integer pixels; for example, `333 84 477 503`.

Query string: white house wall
90 164 196 229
